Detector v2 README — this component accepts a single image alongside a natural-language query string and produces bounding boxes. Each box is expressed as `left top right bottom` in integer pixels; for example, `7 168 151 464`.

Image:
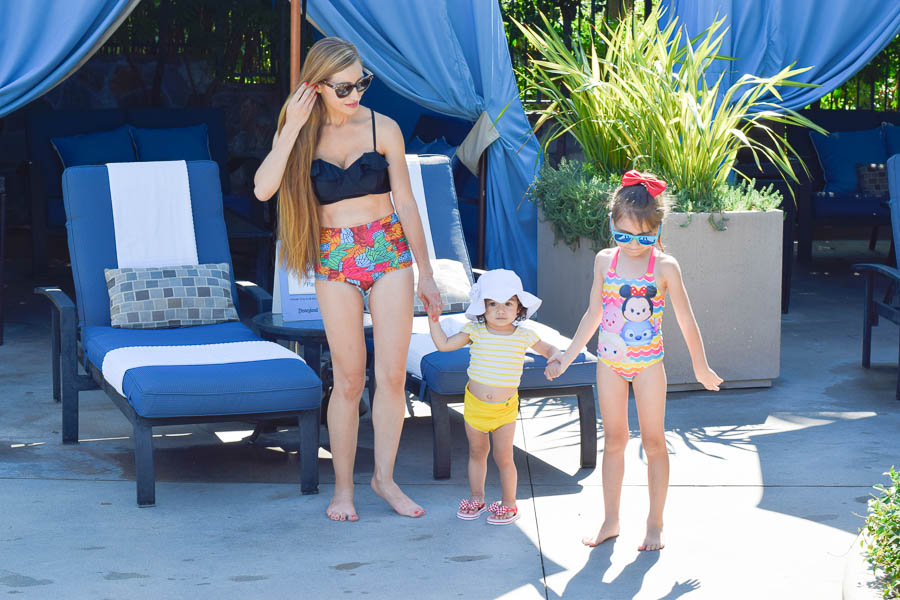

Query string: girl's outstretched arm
545 251 607 379
428 317 470 352
660 256 723 391
531 340 560 360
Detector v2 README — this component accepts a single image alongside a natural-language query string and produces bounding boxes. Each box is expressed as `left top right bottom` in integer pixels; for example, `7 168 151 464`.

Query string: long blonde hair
276 37 362 275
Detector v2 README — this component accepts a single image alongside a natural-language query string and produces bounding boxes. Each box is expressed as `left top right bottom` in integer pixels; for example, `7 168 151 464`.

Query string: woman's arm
545 251 607 379
253 83 317 201
660 256 722 391
428 318 470 352
379 115 442 316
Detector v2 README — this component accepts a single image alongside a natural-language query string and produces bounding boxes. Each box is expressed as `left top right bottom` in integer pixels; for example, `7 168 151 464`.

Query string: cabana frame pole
477 150 487 270
290 0 302 90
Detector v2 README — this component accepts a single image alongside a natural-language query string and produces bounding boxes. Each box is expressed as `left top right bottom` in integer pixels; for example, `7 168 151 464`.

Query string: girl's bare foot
582 519 619 547
326 489 358 522
638 522 664 551
370 476 425 518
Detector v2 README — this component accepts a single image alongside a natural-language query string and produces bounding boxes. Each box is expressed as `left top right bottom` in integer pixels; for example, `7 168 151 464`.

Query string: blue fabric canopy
660 0 900 110
308 0 540 291
0 0 139 118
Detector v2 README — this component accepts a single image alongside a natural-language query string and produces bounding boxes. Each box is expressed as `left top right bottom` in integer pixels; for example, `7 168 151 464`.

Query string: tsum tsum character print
620 320 655 346
601 304 625 334
619 284 657 323
598 331 627 362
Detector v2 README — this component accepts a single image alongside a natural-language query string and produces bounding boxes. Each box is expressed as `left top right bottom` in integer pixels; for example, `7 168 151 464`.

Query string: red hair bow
621 170 667 198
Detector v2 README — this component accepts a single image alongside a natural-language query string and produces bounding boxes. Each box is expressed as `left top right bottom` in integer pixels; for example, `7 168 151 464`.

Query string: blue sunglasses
609 217 662 246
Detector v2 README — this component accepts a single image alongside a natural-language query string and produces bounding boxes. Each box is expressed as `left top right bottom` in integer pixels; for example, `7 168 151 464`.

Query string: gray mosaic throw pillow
856 163 889 197
105 263 238 329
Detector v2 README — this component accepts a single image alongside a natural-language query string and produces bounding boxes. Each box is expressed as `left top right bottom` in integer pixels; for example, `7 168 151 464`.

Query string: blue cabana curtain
0 0 140 118
660 0 900 110
308 0 540 291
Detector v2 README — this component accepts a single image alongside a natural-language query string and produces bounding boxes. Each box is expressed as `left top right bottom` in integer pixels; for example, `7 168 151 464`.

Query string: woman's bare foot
370 475 425 518
582 519 620 547
638 522 664 551
326 489 358 522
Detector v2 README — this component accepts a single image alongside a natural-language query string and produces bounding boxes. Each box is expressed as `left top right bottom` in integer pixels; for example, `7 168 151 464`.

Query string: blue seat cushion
82 322 321 418
809 127 887 194
419 348 597 396
813 191 890 219
51 125 136 168
131 123 211 162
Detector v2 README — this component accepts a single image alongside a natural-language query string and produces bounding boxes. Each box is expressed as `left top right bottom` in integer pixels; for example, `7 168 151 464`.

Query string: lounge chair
855 154 900 399
36 160 322 506
402 155 599 479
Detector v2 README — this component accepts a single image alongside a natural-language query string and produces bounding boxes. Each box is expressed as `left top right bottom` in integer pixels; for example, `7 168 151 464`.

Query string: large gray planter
536 209 782 390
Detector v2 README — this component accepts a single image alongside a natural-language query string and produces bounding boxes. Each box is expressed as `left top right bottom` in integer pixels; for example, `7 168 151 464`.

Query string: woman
254 38 441 521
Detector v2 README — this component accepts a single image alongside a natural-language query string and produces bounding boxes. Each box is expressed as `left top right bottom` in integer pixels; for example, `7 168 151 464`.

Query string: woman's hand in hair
285 82 318 132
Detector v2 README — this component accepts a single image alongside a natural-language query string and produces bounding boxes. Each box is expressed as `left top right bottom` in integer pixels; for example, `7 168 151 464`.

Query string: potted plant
517 7 825 389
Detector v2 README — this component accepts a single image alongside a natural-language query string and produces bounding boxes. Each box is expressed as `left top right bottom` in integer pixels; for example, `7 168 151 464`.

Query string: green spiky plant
516 6 826 217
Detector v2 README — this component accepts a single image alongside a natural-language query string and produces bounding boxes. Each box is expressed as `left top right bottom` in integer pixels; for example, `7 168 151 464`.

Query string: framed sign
273 242 321 321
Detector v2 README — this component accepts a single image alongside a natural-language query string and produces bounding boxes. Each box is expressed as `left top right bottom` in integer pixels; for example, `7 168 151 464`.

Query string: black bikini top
310 110 391 205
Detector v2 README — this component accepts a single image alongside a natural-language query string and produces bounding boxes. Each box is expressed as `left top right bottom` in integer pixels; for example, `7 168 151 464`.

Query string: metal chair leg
428 390 452 480
576 386 598 469
299 409 320 494
862 272 874 369
134 420 156 507
51 309 61 402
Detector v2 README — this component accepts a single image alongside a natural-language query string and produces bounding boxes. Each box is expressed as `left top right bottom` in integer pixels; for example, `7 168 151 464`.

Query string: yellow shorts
464 385 519 433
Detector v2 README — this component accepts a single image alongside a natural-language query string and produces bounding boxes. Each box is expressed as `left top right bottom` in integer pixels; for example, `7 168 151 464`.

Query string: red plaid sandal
486 501 519 525
456 498 487 520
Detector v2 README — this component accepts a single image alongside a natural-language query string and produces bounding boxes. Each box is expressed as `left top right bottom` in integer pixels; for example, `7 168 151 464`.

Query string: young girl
546 170 722 551
428 269 558 525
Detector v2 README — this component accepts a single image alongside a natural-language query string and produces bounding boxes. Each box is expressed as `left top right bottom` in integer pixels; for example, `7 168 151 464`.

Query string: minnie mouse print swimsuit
597 247 665 381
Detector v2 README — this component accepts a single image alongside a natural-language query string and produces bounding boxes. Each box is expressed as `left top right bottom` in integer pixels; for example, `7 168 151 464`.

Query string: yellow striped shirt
462 321 541 387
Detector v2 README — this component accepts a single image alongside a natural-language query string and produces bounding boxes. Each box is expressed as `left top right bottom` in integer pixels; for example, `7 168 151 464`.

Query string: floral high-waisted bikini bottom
315 212 412 293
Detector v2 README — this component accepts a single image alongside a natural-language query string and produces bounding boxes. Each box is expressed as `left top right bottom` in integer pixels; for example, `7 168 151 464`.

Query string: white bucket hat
465 269 542 321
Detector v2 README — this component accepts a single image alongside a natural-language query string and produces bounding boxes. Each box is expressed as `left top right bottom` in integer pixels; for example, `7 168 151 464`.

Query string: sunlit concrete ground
1 234 899 599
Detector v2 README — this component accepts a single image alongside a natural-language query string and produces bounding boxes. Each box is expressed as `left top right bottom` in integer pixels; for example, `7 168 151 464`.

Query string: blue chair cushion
419 348 597 396
82 322 321 418
50 125 136 168
883 122 900 157
810 127 887 194
63 161 235 328
813 191 890 219
131 124 211 162
407 136 459 170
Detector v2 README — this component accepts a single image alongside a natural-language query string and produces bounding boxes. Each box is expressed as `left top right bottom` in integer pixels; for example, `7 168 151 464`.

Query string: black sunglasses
321 72 374 98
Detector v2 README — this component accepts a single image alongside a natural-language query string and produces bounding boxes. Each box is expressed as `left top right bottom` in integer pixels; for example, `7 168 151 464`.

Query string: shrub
861 466 900 599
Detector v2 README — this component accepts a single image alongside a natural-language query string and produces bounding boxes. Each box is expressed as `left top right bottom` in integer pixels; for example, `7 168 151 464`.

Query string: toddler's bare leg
463 422 490 514
490 420 518 508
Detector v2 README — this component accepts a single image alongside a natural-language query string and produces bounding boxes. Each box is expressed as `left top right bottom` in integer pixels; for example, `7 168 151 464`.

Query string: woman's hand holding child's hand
695 366 723 391
544 351 568 380
417 273 442 321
